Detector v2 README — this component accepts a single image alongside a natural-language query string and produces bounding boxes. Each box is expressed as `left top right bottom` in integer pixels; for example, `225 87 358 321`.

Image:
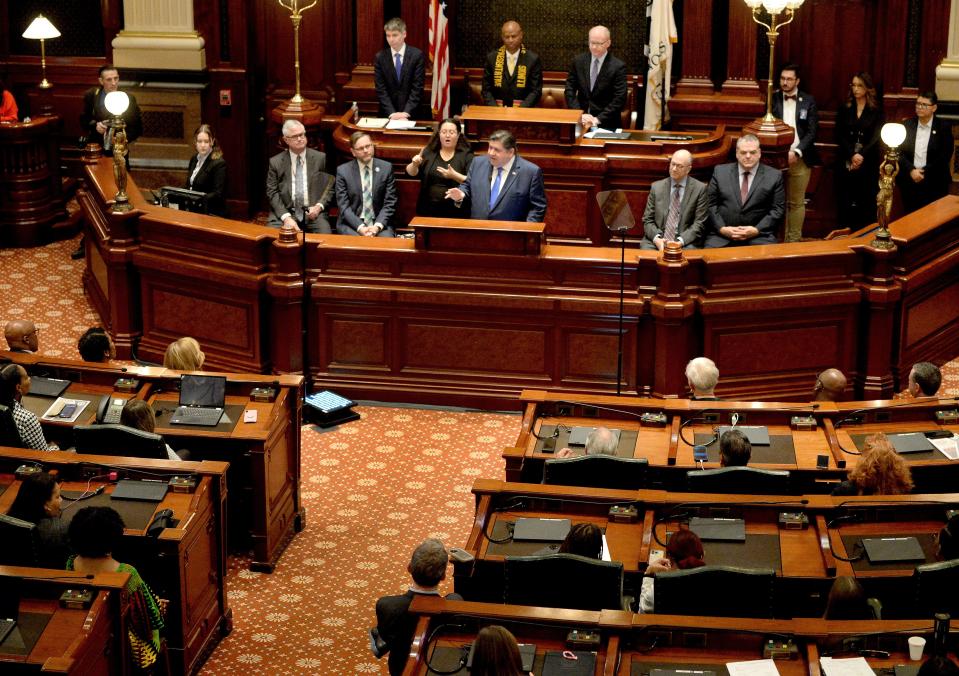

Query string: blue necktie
489 167 503 209
394 52 402 82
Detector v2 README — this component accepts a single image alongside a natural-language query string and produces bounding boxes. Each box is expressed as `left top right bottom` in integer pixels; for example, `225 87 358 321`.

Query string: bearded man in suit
445 129 547 222
705 134 785 247
641 149 708 250
335 131 398 236
266 119 334 233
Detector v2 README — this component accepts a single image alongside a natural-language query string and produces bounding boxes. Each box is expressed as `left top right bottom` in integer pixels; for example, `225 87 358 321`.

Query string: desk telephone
96 395 125 424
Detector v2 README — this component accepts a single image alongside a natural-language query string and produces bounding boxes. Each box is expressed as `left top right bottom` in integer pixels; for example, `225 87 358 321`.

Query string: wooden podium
459 105 583 144
410 216 545 255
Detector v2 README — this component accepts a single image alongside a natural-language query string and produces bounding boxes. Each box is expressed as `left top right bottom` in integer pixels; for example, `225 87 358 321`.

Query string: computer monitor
159 186 208 214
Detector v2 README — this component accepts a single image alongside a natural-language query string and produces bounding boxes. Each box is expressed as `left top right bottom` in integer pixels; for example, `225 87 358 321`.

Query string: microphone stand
615 224 626 395
299 207 314 395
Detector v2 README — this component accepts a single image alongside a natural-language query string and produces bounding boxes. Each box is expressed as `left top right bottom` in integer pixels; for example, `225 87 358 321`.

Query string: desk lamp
872 122 907 249
104 91 133 213
22 15 61 89
744 0 805 123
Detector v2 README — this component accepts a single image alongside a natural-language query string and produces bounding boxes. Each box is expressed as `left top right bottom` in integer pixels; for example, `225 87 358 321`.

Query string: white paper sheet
726 659 780 676
819 656 876 676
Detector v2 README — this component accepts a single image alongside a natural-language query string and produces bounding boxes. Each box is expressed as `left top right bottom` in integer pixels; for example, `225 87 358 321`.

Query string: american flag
428 0 450 120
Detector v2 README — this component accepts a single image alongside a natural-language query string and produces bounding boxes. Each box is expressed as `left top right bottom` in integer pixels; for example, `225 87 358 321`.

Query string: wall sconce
745 0 805 122
104 91 133 213
872 122 907 249
22 15 61 89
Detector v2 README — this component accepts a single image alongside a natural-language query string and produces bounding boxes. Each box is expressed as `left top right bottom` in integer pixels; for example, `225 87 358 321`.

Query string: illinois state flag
644 0 677 130
429 0 450 120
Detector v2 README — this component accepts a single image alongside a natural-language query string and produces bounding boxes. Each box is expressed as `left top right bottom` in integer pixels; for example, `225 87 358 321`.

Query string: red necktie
740 171 750 203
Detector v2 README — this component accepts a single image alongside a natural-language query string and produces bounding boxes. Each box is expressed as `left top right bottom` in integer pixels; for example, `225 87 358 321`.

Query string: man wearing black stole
481 21 543 108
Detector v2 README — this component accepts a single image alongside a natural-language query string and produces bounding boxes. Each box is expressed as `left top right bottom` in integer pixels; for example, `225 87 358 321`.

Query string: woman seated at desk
121 398 185 461
470 625 531 676
163 336 205 371
0 363 57 450
185 124 227 217
67 506 165 672
640 529 705 613
8 471 67 568
558 522 602 559
831 432 913 496
0 77 17 122
405 118 473 218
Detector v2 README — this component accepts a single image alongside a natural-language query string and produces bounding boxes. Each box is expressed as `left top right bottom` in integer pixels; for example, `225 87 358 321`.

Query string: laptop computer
0 576 20 645
716 426 771 446
169 374 226 427
688 517 747 542
29 376 70 398
110 479 169 502
887 432 936 454
468 641 535 672
512 517 571 542
862 536 926 563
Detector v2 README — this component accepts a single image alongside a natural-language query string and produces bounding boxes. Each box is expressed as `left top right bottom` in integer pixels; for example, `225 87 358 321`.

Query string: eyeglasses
916 102 934 109
670 162 691 169
284 133 306 140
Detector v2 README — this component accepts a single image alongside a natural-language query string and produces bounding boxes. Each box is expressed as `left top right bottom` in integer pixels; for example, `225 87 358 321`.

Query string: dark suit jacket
481 47 543 108
641 176 708 248
186 155 228 216
334 157 398 235
770 90 819 166
706 162 785 247
266 148 334 231
376 590 462 676
374 45 426 117
564 52 628 130
459 155 547 222
898 115 955 208
80 87 143 147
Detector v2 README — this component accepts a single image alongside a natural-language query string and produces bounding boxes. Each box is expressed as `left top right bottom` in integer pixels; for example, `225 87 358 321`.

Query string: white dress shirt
914 117 933 169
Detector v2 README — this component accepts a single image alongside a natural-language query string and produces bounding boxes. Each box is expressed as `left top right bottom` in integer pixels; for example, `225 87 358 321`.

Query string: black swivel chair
686 467 793 494
0 402 24 448
913 559 959 617
653 565 777 618
73 424 170 460
543 455 648 490
0 514 38 566
504 553 632 611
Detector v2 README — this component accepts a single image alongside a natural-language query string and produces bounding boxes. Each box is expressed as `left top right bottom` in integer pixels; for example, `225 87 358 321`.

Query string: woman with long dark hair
835 72 884 228
405 118 474 217
185 124 227 216
8 471 68 567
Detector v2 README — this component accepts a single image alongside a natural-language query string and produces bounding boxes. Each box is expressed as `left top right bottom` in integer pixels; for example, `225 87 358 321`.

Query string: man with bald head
642 149 708 250
482 20 542 108
564 25 627 130
814 368 847 402
4 320 38 353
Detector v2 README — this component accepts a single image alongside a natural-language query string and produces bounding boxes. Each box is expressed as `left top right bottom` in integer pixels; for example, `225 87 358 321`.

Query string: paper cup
908 636 926 661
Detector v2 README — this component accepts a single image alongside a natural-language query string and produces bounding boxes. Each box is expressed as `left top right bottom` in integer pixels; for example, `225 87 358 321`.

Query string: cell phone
925 430 954 439
58 403 77 418
816 454 830 469
693 445 708 462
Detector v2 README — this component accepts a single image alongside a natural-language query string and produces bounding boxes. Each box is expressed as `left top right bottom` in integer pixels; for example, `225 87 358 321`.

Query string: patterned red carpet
1 234 958 673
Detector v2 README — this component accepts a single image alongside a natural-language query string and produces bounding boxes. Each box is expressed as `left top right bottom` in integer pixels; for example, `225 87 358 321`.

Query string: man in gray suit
266 119 334 233
334 131 397 236
705 134 785 247
641 149 708 250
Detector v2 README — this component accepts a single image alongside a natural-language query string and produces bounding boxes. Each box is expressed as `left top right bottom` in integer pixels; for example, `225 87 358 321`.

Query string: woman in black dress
186 123 227 216
405 118 474 218
835 72 884 228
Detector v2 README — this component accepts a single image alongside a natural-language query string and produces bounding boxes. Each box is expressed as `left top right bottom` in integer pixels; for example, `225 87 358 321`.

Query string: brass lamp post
22 14 61 89
744 0 805 122
278 0 317 104
872 122 907 250
104 91 133 213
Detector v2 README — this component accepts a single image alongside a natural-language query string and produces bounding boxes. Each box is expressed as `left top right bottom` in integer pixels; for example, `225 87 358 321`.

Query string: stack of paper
820 656 876 676
726 659 781 676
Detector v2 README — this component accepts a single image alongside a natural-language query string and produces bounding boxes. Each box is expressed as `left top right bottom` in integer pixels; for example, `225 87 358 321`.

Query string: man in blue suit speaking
445 129 547 222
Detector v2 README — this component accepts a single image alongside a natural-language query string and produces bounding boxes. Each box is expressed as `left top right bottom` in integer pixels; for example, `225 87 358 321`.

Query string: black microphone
934 613 950 656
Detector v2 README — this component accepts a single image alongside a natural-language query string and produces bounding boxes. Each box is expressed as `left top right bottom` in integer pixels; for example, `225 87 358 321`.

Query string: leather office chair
0 514 38 566
504 553 631 611
543 455 648 490
0 402 24 447
685 467 792 495
653 565 777 618
913 558 959 617
74 424 170 460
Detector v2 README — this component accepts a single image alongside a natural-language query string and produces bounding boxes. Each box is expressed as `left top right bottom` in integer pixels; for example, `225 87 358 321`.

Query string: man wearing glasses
266 119 334 233
564 25 627 131
641 149 708 250
898 92 955 214
4 320 39 353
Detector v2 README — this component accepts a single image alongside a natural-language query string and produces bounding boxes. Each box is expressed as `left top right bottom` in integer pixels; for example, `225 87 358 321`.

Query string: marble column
111 0 206 71
936 0 959 99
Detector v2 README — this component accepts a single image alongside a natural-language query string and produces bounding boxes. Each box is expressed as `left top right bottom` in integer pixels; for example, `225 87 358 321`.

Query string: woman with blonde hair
163 336 205 371
833 433 913 495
